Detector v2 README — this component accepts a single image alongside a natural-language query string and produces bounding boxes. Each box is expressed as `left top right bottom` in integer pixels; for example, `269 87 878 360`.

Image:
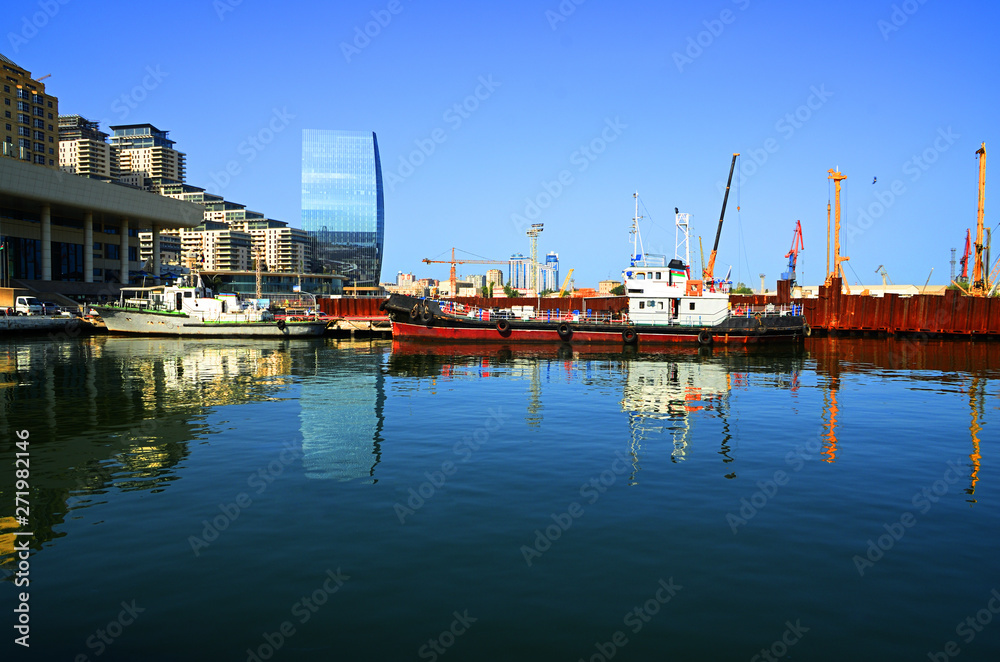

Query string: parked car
14 296 43 316
42 301 60 315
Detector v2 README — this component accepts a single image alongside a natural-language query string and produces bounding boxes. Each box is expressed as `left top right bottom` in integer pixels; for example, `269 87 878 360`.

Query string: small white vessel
94 275 328 337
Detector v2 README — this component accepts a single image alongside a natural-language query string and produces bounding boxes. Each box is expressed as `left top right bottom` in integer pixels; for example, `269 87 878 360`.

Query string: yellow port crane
422 248 508 296
826 168 850 294
558 268 575 297
703 153 740 282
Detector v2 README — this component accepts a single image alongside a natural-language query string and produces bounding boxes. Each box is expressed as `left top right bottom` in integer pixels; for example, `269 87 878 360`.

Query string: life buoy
496 318 511 334
622 328 638 344
557 322 573 341
697 330 713 345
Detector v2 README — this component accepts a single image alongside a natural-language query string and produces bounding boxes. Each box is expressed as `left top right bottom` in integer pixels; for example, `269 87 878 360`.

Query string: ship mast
631 191 645 266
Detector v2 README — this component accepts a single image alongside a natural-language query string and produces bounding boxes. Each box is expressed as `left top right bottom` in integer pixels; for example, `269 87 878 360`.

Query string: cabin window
184 291 193 298
655 272 662 280
689 302 696 310
636 273 645 280
647 272 653 279
628 288 643 294
658 302 664 309
638 301 645 309
647 301 655 308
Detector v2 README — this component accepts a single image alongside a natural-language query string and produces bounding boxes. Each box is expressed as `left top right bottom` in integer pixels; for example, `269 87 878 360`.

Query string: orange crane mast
971 143 987 295
422 248 508 296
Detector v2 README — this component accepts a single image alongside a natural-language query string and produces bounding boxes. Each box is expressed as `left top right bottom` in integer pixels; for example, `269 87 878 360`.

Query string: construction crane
959 229 972 283
826 168 850 294
558 268 575 297
422 248 508 296
703 153 740 283
971 142 987 295
781 220 804 285
875 264 892 287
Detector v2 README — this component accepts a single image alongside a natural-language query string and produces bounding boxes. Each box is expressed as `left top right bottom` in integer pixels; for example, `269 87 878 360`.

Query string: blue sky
7 0 999 288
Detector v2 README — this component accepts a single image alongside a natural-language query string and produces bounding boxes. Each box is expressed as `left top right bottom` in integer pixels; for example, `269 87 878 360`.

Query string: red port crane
781 220 804 285
959 229 971 282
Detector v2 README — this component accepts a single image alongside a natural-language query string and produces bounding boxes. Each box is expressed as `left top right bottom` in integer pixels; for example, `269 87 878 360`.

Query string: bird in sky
872 176 877 184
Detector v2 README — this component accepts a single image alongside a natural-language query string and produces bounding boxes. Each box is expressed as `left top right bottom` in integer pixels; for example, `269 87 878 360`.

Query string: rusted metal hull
733 278 1000 336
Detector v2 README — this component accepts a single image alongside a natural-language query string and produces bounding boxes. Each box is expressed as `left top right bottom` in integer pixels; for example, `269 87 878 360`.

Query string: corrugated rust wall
319 298 383 318
773 278 1000 335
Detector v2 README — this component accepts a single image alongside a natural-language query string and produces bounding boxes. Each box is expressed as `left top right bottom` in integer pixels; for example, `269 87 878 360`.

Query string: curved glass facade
301 130 384 287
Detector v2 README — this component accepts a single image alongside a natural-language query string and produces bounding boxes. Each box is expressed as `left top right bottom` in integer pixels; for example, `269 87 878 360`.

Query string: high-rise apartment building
1 53 58 167
486 269 504 288
301 129 384 289
58 115 119 180
110 123 185 188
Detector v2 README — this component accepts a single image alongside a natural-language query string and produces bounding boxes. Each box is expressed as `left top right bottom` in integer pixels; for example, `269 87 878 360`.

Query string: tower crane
422 248 508 296
781 220 804 285
703 153 740 283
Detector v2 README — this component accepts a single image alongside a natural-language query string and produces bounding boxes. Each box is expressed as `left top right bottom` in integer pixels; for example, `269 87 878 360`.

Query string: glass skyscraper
301 130 384 288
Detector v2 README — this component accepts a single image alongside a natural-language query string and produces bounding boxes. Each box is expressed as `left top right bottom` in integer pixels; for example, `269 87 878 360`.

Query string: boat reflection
0 336 300 569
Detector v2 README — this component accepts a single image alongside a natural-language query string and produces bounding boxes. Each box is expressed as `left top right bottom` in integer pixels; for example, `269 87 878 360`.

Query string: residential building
110 123 186 189
58 115 119 180
301 129 384 289
397 272 415 287
1 53 58 167
542 252 560 291
486 269 504 288
139 230 181 266
598 279 621 294
229 219 310 274
509 253 531 289
162 222 253 272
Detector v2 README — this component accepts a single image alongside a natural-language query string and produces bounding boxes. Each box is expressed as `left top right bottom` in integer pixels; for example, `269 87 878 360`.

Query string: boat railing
429 298 803 324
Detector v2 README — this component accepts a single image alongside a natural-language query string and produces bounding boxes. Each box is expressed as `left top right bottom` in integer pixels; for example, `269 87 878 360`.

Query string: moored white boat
93 275 328 337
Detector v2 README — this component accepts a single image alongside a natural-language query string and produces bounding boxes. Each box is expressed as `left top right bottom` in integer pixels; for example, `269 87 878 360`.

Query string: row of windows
3 85 52 105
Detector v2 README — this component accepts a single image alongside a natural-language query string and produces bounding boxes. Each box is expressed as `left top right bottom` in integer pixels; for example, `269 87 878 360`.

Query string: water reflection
0 336 300 569
299 343 386 482
807 337 998 502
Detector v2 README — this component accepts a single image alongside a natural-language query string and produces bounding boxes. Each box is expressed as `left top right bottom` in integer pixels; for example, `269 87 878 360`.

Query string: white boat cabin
623 257 730 326
117 275 272 322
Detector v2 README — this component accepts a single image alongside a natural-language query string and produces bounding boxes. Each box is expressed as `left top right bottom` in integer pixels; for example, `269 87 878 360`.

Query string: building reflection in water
0 336 296 569
298 345 385 483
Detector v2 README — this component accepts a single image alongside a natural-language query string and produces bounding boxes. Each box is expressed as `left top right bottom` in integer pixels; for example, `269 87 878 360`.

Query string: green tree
481 284 493 298
503 281 516 297
610 284 625 296
732 282 754 295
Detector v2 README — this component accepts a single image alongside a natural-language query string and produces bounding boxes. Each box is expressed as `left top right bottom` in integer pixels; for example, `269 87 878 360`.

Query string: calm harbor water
1 335 998 661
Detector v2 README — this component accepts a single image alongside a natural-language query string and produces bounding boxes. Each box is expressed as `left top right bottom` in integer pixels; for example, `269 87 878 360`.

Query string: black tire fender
803 322 812 337
697 330 713 345
557 322 572 341
277 319 287 331
496 318 511 334
622 328 638 344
